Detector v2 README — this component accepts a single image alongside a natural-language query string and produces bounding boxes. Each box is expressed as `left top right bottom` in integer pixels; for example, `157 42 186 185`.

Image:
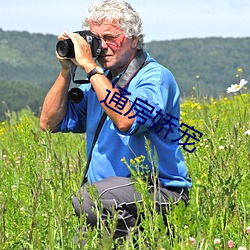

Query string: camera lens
68 88 84 103
56 39 74 58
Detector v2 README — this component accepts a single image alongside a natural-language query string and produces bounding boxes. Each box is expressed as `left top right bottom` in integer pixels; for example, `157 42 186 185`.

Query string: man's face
89 20 138 73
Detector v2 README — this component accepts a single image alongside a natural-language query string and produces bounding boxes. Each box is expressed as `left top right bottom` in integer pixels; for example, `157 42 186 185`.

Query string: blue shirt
58 52 192 188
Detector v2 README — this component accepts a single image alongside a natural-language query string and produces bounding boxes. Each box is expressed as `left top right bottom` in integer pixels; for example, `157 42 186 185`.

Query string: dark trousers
72 176 189 238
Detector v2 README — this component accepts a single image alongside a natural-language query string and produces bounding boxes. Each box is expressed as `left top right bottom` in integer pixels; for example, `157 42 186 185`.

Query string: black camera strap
81 111 107 186
81 50 149 186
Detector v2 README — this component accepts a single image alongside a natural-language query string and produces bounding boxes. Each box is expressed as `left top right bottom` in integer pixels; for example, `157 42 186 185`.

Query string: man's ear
131 36 139 48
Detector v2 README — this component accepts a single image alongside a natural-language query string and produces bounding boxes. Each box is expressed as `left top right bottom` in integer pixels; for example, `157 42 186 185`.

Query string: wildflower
228 240 235 248
244 130 250 136
238 247 246 250
237 67 243 73
196 179 202 185
130 159 135 165
42 213 48 221
227 79 248 93
191 103 201 109
246 226 250 235
12 185 17 192
214 238 221 244
189 237 196 246
218 145 224 150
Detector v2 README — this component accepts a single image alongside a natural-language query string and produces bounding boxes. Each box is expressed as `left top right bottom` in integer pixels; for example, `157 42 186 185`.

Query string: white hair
82 0 145 49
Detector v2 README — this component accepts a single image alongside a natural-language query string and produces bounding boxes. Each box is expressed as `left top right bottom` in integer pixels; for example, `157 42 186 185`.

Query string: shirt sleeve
119 62 180 136
56 85 89 133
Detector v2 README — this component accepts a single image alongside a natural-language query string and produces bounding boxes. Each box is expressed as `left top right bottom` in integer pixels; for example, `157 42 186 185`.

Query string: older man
40 0 191 241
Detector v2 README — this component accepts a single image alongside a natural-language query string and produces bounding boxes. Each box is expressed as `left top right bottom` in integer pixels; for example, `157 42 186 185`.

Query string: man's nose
101 38 108 49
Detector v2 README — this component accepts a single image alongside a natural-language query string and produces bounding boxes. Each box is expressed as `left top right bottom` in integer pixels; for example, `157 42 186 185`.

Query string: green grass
0 93 249 249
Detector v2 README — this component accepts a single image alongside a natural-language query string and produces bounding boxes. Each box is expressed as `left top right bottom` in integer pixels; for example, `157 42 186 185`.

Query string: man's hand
62 31 96 73
56 33 79 71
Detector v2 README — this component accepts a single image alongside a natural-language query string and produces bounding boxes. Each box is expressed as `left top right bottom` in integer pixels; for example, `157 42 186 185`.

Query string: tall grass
0 93 249 249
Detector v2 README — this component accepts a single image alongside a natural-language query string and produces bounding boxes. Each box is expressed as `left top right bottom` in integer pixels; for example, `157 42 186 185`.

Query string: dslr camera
56 30 102 58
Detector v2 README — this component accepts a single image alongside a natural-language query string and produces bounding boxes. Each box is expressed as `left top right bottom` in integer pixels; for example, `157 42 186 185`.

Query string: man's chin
98 58 113 69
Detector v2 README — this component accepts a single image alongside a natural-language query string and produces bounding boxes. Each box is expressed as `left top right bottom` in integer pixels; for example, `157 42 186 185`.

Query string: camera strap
81 111 107 186
81 50 149 185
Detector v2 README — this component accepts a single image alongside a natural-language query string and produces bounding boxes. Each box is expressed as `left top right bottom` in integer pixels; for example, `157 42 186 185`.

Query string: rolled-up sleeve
118 62 180 137
57 87 88 133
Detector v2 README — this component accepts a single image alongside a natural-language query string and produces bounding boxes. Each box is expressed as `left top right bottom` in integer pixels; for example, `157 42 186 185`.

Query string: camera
56 30 102 58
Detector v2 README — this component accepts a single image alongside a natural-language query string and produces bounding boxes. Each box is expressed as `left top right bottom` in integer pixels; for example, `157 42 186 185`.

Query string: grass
0 92 249 249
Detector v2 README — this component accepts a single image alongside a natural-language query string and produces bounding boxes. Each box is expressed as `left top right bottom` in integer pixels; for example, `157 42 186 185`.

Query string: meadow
0 88 249 249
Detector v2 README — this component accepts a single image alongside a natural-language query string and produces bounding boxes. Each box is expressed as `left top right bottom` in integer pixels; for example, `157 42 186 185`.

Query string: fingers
58 31 78 41
58 31 70 41
56 31 93 68
63 31 78 41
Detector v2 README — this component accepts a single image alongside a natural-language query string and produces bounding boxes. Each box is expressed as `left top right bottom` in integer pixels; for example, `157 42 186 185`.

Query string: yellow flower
191 103 201 109
237 67 243 73
135 157 141 164
130 159 135 165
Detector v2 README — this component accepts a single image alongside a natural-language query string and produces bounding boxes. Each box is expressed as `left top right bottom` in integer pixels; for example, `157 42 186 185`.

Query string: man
40 0 192 242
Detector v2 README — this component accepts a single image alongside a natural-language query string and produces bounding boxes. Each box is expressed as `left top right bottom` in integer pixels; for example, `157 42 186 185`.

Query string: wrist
83 63 97 74
87 66 104 80
60 68 71 80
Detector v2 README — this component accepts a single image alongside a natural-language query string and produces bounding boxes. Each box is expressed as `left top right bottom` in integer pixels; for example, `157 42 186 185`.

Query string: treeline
0 29 60 120
0 28 249 121
145 37 250 97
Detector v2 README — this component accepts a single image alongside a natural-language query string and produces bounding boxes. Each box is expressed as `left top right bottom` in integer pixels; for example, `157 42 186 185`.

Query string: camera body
56 30 102 58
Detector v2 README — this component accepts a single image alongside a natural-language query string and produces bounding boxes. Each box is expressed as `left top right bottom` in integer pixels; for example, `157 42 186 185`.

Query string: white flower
189 237 196 245
20 207 25 214
227 79 248 93
214 238 221 244
244 130 250 136
218 145 224 150
238 247 246 250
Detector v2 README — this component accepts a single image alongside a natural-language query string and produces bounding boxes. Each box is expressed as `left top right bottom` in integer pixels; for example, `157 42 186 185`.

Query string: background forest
0 28 250 121
0 29 250 249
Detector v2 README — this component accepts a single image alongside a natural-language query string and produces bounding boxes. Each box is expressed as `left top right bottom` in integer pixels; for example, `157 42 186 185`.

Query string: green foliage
145 37 250 98
0 28 60 89
0 29 250 120
0 79 46 121
0 29 61 121
0 93 249 249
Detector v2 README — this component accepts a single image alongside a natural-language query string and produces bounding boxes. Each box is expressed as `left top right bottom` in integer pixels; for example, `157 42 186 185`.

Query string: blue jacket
58 52 192 188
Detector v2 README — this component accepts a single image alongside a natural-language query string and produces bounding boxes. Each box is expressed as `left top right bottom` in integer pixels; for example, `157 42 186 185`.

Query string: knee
72 188 97 225
72 196 82 217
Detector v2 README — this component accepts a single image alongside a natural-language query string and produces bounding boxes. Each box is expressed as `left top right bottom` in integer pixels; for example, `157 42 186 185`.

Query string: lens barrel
56 39 75 58
68 88 84 103
56 31 102 58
